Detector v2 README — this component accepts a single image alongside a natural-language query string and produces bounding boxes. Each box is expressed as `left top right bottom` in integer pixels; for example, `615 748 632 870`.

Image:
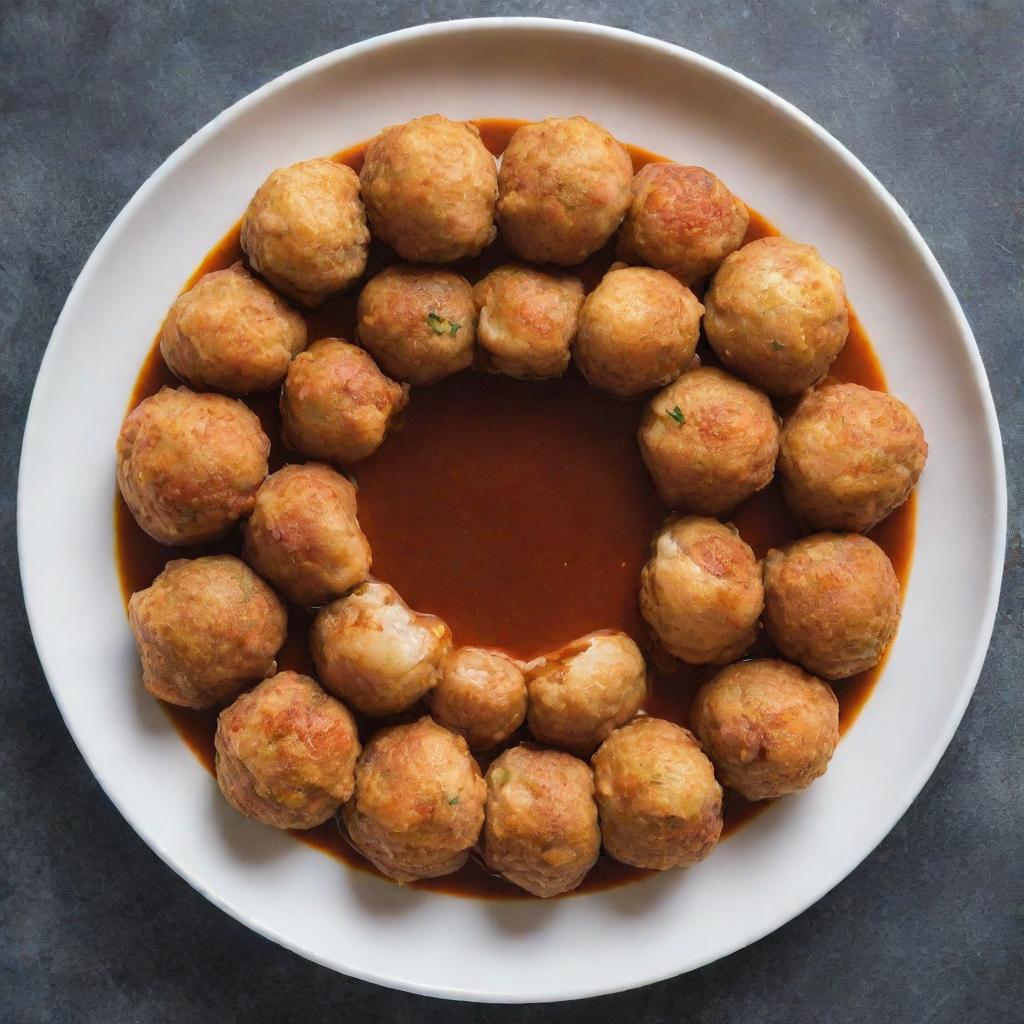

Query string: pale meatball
691 659 839 801
779 382 928 532
242 463 371 607
482 745 600 898
497 116 633 265
704 236 849 396
592 717 723 869
280 338 408 465
116 386 269 545
160 262 307 394
356 264 476 384
428 647 527 752
343 716 486 882
473 263 584 379
310 581 452 716
638 367 780 515
526 632 647 756
574 266 703 398
215 671 360 829
763 534 900 680
241 158 369 306
128 555 286 709
639 516 763 665
616 163 749 284
359 115 497 263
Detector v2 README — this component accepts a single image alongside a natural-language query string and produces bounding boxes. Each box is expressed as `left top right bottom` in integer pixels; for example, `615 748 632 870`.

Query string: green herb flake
666 405 686 425
493 767 511 787
770 341 785 352
426 311 461 336
447 794 460 806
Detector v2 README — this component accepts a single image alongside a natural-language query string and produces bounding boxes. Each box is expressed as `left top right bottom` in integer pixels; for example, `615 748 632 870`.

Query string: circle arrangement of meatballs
118 113 927 899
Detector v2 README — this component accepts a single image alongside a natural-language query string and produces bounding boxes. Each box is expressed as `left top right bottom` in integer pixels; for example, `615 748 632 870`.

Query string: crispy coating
280 338 408 465
763 533 900 680
704 236 849 396
691 659 839 801
242 463 371 607
482 745 600 897
241 158 369 307
356 264 476 384
128 555 286 709
638 366 780 515
360 115 497 263
497 116 633 265
343 716 485 882
215 671 360 829
592 717 723 869
116 386 269 545
779 382 928 532
639 516 763 665
310 581 452 716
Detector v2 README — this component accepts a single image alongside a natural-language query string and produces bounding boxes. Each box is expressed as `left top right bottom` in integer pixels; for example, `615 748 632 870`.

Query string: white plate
18 18 1006 1003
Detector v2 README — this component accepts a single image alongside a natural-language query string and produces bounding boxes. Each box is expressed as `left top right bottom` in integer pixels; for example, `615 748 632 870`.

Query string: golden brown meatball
215 671 360 829
638 366 780 515
241 158 369 307
428 647 527 752
473 263 584 379
343 716 485 883
592 717 723 869
310 581 452 716
639 516 763 665
356 264 476 384
116 386 269 545
779 382 928 533
280 338 408 465
763 534 900 680
482 745 600 898
497 116 633 265
574 266 704 398
128 555 286 709
359 115 497 263
704 236 849 397
526 632 647 756
242 463 371 607
616 164 750 285
691 659 839 801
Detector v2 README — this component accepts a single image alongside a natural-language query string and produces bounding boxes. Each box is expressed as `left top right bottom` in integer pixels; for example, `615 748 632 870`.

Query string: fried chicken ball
574 266 704 398
310 581 452 716
691 659 838 801
779 382 928 533
497 116 633 265
128 555 286 709
592 717 723 869
280 338 408 465
215 671 360 829
638 366 780 515
359 115 497 263
704 236 849 397
242 463 371 607
763 534 900 680
639 516 763 666
356 264 476 384
343 716 485 882
472 263 584 379
482 745 600 898
117 386 269 545
241 158 369 307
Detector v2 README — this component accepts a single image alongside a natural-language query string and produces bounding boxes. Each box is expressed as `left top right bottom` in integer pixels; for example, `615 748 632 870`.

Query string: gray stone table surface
2 2 1021 1021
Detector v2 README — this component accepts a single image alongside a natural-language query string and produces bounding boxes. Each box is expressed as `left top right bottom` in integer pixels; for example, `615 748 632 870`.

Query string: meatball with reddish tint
215 671 360 829
691 659 839 801
117 386 269 545
343 717 486 883
128 555 286 709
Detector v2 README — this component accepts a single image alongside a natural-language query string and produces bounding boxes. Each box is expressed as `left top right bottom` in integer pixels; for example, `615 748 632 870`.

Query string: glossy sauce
116 119 915 899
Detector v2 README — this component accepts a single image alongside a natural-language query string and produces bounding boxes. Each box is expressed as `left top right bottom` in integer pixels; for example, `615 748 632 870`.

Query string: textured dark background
2 3 1021 1021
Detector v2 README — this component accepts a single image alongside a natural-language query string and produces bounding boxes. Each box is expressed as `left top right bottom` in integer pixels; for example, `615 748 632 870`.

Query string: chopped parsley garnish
426 311 461 336
666 405 685 425
770 341 785 352
447 794 460 805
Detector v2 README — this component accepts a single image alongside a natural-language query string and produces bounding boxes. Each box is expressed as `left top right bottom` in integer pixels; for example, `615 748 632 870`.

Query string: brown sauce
115 118 916 900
